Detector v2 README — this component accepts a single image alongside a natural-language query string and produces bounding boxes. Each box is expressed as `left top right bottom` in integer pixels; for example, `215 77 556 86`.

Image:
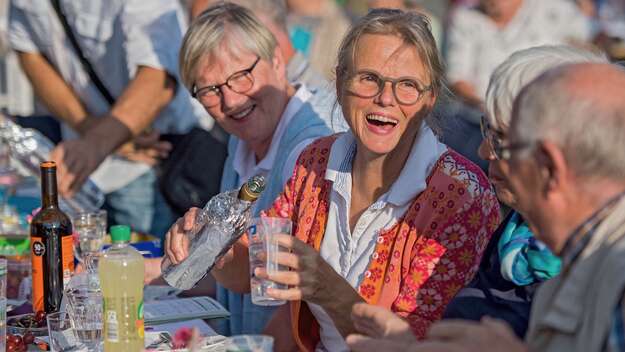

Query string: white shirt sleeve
120 0 186 77
281 138 318 186
7 0 40 54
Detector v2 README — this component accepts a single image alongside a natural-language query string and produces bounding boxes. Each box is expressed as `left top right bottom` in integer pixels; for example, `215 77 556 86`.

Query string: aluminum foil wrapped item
162 176 265 290
0 114 105 214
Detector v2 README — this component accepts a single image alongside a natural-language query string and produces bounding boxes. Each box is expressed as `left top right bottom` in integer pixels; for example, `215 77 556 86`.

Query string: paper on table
144 296 229 325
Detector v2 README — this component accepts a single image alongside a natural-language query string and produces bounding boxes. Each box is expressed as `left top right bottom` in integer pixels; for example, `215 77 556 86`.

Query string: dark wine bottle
30 161 74 313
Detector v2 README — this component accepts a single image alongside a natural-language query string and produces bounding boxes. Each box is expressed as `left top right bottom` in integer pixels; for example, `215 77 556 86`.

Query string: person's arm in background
47 65 176 195
8 1 98 133
17 52 99 133
47 0 185 195
445 8 484 110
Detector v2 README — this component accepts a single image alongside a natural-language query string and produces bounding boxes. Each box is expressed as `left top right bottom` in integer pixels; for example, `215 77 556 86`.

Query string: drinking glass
0 259 7 352
248 217 289 306
225 335 274 352
65 273 103 351
72 210 107 272
46 311 86 352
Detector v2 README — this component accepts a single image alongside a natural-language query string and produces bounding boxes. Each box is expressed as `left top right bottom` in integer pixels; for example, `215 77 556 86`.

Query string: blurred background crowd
1 1 625 351
2 0 624 182
2 0 625 124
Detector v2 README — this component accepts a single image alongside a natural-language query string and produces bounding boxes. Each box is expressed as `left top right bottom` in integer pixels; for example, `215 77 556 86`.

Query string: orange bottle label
62 235 74 287
31 236 45 312
31 235 74 312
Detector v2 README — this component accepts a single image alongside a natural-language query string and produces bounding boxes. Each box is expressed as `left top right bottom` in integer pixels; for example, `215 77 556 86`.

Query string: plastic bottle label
105 310 119 342
137 301 144 339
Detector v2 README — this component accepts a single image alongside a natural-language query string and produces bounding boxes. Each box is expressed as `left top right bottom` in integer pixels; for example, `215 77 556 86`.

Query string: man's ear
536 140 570 197
272 46 286 81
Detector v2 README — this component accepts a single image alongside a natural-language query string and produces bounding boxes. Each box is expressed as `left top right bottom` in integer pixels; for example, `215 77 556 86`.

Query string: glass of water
65 273 103 351
0 258 7 352
72 210 107 272
248 217 290 306
47 311 88 352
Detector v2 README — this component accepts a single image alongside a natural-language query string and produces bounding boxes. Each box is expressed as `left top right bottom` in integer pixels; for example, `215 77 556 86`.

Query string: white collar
325 124 447 207
233 84 312 178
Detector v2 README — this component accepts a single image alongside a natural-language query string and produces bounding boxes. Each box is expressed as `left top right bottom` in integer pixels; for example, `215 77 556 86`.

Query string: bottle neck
111 241 129 248
41 168 59 208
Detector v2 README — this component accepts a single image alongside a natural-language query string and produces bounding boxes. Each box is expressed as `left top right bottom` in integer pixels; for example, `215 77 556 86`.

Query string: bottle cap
40 161 56 169
110 225 131 242
238 175 266 201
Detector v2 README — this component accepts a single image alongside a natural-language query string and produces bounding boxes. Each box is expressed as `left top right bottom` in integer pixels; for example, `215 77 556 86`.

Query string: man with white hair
346 62 625 352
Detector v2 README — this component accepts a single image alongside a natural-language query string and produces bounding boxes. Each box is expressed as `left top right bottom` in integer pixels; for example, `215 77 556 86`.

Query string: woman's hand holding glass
253 234 356 306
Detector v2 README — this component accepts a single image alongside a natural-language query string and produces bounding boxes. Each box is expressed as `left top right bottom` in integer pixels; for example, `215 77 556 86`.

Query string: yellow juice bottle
99 225 144 351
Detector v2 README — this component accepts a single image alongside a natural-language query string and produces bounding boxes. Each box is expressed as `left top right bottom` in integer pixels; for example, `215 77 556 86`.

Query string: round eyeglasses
347 70 432 105
480 115 531 160
192 56 260 107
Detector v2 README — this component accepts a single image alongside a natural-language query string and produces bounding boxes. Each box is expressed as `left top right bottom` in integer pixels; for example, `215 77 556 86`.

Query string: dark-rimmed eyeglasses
480 115 531 160
191 56 261 107
347 70 432 105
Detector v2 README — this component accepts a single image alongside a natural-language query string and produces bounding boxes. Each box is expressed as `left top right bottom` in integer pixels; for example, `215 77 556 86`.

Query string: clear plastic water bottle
162 175 265 290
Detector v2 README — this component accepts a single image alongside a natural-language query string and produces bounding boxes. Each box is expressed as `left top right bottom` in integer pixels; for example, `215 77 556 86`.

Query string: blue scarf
498 211 562 286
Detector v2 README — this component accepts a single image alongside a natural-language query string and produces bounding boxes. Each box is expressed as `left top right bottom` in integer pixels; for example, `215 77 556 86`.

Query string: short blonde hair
336 8 445 99
179 3 277 91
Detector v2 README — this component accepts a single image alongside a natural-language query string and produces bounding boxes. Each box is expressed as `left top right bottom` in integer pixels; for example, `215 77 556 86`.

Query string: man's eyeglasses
347 70 432 105
192 56 261 107
480 115 531 160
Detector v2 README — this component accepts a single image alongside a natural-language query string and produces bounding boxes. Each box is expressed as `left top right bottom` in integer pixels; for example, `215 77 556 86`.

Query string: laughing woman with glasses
166 8 500 352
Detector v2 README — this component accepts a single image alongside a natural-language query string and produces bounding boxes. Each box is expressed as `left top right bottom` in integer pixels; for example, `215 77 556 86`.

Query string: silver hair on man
485 45 607 130
512 63 625 179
